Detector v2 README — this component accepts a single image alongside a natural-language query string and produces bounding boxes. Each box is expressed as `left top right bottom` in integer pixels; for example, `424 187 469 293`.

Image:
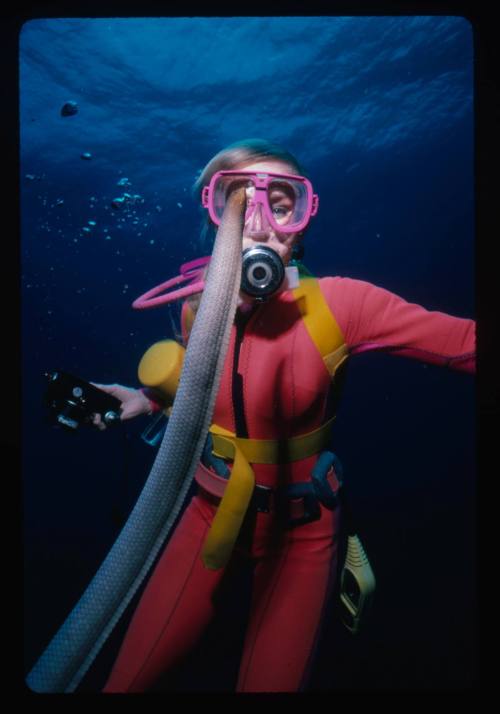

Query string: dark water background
21 17 475 691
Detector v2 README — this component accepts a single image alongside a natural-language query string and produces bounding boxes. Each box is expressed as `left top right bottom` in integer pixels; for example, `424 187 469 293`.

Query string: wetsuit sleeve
139 387 167 414
321 276 475 374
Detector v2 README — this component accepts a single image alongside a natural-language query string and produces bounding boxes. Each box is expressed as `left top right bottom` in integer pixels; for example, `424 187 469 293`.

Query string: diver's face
237 159 302 266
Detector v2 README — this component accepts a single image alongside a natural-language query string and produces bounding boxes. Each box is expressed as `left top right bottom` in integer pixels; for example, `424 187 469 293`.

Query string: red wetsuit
103 276 475 693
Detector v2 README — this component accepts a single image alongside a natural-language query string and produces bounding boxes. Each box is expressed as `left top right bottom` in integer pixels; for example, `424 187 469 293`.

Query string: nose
245 202 272 239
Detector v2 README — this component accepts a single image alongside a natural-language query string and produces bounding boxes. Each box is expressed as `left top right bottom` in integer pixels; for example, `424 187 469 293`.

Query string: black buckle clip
281 482 321 528
311 451 343 510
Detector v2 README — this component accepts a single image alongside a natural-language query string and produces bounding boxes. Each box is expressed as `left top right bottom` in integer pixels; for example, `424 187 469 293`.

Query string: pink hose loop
132 256 211 310
180 256 211 275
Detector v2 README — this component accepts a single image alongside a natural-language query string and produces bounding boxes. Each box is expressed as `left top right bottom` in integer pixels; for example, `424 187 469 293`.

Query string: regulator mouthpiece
241 245 298 301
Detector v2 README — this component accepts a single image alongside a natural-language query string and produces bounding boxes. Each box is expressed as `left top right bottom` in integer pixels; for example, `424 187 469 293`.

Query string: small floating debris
82 227 91 234
88 220 97 226
25 174 36 181
60 101 78 117
155 205 162 212
55 198 64 206
112 192 143 209
177 202 183 208
80 152 92 160
111 197 126 210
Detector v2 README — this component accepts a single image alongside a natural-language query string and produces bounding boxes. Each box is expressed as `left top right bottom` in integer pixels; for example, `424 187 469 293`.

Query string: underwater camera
44 371 122 431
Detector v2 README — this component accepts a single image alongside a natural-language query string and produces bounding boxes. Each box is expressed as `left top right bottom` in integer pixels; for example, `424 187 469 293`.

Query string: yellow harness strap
201 276 348 570
210 417 335 464
292 276 349 378
201 437 255 570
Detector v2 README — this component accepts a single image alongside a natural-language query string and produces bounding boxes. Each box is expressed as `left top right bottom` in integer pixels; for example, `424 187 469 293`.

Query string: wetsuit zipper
232 310 253 438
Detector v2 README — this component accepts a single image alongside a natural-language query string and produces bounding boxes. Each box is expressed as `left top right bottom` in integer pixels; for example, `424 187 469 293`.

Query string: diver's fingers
92 413 107 431
91 383 136 403
90 384 151 420
91 382 120 395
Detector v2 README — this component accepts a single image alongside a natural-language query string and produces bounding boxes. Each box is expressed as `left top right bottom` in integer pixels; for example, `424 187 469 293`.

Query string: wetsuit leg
102 495 226 693
236 505 340 693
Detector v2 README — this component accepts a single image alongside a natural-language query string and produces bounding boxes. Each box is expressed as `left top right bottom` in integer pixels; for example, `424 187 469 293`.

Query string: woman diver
91 138 475 693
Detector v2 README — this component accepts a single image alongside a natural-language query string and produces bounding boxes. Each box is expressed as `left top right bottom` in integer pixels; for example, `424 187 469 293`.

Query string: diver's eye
272 205 291 218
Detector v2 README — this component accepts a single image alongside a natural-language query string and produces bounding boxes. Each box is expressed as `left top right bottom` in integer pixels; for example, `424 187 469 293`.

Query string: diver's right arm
91 383 165 430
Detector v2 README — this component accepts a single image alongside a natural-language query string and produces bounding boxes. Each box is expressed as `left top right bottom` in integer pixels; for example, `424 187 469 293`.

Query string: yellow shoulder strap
292 276 349 378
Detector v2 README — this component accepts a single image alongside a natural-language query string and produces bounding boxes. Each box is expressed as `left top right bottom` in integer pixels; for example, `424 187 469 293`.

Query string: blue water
21 17 475 691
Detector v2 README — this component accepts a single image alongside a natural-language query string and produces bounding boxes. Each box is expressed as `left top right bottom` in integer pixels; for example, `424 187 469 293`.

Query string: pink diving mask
201 169 319 235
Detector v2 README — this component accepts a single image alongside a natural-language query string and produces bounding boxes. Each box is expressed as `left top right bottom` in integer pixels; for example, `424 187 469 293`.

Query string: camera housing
44 371 122 430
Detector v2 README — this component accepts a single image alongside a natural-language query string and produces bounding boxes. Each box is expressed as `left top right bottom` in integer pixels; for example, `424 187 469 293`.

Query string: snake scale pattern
26 188 246 692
